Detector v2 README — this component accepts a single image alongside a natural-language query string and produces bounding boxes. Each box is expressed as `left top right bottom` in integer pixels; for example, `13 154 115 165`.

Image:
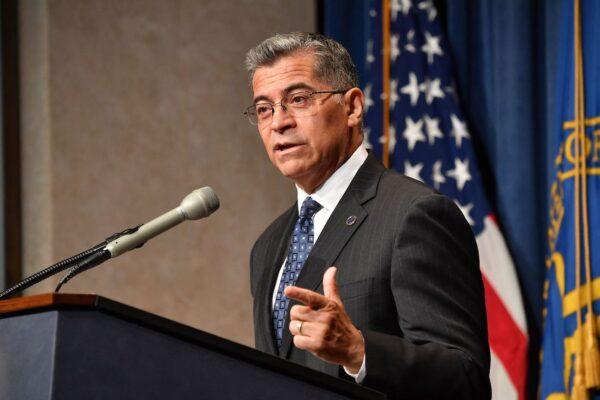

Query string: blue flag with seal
541 0 600 399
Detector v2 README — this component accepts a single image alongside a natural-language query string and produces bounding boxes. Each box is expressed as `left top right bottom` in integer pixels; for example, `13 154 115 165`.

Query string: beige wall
19 0 316 346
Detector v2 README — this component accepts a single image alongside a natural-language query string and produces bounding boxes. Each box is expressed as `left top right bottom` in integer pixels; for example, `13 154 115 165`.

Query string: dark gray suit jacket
250 154 491 399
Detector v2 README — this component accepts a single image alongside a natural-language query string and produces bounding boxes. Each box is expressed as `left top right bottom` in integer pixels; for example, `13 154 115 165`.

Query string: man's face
251 52 359 192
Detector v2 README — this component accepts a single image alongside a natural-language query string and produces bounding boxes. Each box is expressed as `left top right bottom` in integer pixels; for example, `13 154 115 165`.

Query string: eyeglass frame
243 89 351 126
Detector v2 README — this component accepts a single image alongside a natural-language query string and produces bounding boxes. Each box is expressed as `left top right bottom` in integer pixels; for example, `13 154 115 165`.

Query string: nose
269 103 295 133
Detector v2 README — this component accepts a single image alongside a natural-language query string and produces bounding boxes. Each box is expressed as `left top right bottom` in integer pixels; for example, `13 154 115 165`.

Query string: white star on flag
363 84 374 114
391 0 412 21
446 157 472 190
401 72 420 105
363 127 373 150
405 30 417 53
423 115 444 144
379 125 397 154
390 0 401 21
404 160 424 182
390 79 399 110
391 34 400 63
419 77 445 104
454 201 475 226
369 8 377 17
400 0 412 15
402 117 425 151
366 40 375 65
418 0 437 21
421 31 443 64
431 160 446 189
450 114 470 147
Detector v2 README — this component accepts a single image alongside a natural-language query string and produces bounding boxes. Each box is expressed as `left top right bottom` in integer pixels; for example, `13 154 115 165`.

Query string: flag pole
381 0 391 167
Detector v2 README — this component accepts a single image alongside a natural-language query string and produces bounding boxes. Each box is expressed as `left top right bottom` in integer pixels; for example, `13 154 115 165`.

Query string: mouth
274 143 304 153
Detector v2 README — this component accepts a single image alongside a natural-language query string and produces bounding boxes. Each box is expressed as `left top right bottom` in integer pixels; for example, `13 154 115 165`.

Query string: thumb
323 266 341 302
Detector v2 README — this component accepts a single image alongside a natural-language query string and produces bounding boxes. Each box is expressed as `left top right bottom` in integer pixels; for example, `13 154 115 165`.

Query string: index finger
285 285 329 309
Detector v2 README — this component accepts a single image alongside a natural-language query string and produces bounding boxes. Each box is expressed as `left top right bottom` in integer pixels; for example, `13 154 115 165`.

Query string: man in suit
245 32 491 399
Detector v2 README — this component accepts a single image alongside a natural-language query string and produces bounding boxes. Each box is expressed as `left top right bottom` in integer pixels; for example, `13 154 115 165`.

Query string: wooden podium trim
0 293 98 315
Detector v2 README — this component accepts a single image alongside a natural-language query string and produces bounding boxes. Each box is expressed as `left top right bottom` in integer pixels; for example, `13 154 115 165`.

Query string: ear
344 88 364 129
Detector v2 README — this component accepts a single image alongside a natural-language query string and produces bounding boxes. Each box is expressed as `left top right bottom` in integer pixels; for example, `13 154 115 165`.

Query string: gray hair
245 32 358 90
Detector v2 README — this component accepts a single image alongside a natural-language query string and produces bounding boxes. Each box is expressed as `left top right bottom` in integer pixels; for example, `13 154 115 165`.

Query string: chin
279 167 309 180
276 162 311 181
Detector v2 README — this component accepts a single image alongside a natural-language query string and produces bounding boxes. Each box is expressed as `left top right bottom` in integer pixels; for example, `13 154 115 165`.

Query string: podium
0 294 384 400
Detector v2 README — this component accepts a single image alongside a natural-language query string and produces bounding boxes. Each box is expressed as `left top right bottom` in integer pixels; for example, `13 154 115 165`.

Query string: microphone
105 187 220 258
0 186 220 299
52 186 219 293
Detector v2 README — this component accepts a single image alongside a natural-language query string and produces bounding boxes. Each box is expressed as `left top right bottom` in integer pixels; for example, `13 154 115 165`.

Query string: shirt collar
296 144 369 213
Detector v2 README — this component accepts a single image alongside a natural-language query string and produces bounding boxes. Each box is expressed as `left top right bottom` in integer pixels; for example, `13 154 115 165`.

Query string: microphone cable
0 226 139 300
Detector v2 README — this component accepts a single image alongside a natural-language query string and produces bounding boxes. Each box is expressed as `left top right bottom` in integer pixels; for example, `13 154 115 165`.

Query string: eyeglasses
244 89 350 126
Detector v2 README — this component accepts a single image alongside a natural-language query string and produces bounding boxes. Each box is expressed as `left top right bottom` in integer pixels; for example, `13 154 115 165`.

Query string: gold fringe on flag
584 318 600 389
573 350 590 400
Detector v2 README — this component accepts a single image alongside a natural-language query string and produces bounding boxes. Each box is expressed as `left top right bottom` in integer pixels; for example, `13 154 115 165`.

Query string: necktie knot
299 197 322 219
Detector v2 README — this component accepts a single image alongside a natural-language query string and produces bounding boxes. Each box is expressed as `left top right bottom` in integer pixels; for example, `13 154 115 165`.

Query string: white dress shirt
271 143 369 382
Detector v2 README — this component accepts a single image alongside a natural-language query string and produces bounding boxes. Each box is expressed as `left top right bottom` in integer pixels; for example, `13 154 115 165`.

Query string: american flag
357 1 529 398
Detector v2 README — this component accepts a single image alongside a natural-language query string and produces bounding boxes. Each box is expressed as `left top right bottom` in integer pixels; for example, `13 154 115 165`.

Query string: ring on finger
298 321 304 335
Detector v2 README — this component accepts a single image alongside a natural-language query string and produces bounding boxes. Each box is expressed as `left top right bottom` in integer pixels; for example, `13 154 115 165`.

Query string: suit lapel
279 153 384 358
255 205 297 356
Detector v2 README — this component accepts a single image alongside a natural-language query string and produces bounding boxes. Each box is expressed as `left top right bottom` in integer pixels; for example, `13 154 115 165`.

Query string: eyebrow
253 82 317 104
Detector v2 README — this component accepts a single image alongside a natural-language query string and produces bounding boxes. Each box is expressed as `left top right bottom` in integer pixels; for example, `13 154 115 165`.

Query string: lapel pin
346 215 357 226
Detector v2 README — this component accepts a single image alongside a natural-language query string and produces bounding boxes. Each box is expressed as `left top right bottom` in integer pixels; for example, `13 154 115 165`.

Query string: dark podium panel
0 294 384 400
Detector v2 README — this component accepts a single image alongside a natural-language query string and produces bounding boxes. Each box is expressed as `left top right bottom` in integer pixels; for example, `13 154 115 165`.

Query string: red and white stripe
477 215 528 400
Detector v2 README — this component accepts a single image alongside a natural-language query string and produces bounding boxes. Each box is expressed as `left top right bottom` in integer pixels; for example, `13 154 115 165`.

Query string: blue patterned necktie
272 196 322 348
